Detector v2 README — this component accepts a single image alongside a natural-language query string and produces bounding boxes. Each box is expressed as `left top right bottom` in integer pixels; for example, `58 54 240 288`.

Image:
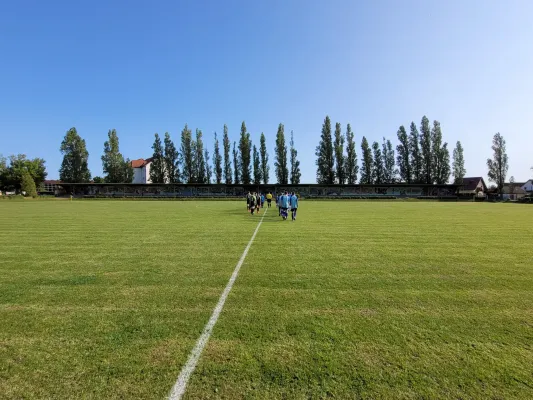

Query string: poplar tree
233 141 240 184
150 133 166 183
223 124 232 184
213 132 223 184
290 131 301 184
396 125 411 183
360 136 373 184
180 124 195 183
259 133 270 184
345 124 358 184
487 132 509 195
372 141 384 184
452 141 466 184
334 122 345 184
420 116 432 184
315 116 335 184
239 121 252 184
164 132 180 183
274 123 289 184
195 129 206 184
409 122 423 183
253 145 262 184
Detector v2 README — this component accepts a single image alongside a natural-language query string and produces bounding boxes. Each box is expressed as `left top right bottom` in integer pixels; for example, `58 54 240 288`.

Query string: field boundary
168 208 268 400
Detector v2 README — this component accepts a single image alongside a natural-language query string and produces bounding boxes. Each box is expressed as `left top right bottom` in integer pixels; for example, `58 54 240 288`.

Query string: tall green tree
204 149 212 184
259 133 270 184
360 136 373 184
409 122 423 183
164 132 180 183
238 122 252 184
487 132 509 195
345 124 358 184
452 141 466 185
21 171 38 197
334 122 345 184
430 121 451 184
195 129 206 184
101 129 132 183
180 124 195 183
59 127 91 183
315 116 335 184
382 138 397 183
213 132 223 184
275 123 289 184
420 116 432 184
233 141 241 184
290 130 301 184
253 145 262 185
222 125 232 184
396 125 411 183
150 133 166 183
372 141 385 184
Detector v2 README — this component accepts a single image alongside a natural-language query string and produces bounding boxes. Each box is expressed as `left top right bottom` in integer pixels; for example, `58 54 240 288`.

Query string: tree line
316 115 467 186
57 121 302 185
0 118 517 195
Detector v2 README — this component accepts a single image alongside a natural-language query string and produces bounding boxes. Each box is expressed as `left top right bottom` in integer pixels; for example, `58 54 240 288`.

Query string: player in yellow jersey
266 192 273 208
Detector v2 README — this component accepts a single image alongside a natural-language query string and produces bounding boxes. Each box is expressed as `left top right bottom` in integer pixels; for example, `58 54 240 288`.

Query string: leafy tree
452 141 466 184
259 133 270 184
334 122 345 184
275 123 289 184
0 155 6 188
430 121 451 184
315 116 335 184
487 132 509 195
290 131 301 184
59 127 91 183
372 141 384 184
150 133 166 183
253 145 262 185
238 122 252 184
3 154 47 190
409 122 423 183
195 129 206 184
204 149 212 184
420 116 432 184
222 124 232 184
396 125 411 183
180 124 195 183
92 176 105 183
345 124 358 184
164 132 180 183
213 132 223 184
101 129 132 183
21 171 37 197
233 142 241 184
360 136 373 184
382 138 397 183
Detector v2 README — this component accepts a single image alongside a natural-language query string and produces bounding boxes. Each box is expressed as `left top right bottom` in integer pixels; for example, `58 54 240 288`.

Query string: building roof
131 158 153 168
461 177 486 191
43 180 62 184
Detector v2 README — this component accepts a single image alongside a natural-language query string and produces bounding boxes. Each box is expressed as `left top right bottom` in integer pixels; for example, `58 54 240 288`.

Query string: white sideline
168 208 268 400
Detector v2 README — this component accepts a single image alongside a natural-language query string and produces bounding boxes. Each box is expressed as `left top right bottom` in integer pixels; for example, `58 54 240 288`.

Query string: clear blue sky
1 0 532 183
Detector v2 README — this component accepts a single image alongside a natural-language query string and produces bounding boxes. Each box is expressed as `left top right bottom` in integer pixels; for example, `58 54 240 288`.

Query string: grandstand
58 183 460 199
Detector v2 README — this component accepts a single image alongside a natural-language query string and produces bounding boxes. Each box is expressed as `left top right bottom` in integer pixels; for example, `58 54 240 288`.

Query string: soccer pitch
1 201 532 399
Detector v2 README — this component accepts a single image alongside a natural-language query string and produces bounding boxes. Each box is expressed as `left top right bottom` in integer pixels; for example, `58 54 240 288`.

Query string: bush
21 172 38 198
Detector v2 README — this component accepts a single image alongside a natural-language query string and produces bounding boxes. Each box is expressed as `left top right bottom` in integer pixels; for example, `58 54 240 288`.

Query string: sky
1 0 532 183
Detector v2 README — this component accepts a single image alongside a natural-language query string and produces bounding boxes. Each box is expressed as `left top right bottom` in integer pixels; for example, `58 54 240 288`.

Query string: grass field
1 200 532 399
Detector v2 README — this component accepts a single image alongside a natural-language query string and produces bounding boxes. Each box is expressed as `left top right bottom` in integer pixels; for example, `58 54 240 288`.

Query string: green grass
1 201 532 399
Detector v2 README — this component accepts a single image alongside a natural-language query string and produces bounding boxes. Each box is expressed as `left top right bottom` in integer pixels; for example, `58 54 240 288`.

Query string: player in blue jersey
290 192 299 221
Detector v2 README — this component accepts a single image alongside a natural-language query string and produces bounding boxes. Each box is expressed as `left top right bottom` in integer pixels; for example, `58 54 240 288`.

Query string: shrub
21 172 38 198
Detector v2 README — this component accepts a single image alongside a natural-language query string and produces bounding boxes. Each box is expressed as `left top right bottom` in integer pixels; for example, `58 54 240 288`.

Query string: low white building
131 158 153 184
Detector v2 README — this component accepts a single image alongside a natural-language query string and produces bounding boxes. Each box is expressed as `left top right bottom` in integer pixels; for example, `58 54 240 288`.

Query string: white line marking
168 208 268 400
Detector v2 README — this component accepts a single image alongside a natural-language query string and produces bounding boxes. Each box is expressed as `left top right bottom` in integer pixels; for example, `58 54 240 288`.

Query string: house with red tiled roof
131 158 153 183
459 177 487 198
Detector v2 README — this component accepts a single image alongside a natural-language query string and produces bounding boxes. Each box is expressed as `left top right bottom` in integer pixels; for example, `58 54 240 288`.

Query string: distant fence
58 183 460 199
